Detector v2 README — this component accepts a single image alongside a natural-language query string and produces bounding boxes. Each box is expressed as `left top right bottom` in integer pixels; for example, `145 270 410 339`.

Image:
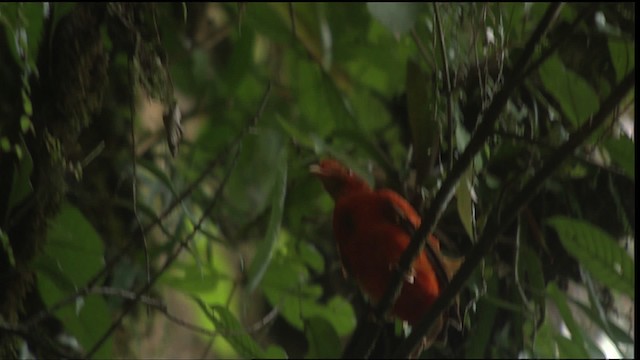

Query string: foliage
0 2 634 359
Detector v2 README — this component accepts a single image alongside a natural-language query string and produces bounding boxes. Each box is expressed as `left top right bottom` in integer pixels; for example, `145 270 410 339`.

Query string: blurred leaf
221 29 255 95
547 216 635 299
406 60 438 184
37 277 113 358
160 261 226 294
539 55 600 127
194 300 267 358
247 147 288 292
366 2 425 35
608 38 634 82
224 128 285 226
298 241 325 274
36 203 104 286
546 282 590 358
34 202 111 358
570 298 634 345
604 136 635 180
305 316 341 359
261 256 356 336
138 158 180 197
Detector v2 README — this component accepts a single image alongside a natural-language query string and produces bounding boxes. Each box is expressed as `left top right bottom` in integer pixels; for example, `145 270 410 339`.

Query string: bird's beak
309 163 323 176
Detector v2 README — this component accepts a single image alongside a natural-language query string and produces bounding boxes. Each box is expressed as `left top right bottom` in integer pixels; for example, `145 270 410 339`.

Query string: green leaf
305 316 341 359
37 276 113 358
298 241 325 274
194 300 266 359
608 38 634 82
539 55 599 127
366 2 426 35
546 216 635 299
247 147 288 292
224 128 285 226
36 203 104 285
261 258 356 336
604 136 634 180
546 282 590 358
34 202 111 358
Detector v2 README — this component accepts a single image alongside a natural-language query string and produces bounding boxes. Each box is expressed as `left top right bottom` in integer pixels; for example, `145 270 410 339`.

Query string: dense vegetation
0 3 634 358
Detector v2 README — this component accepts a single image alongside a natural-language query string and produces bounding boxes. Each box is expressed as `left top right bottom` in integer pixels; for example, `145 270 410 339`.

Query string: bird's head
309 158 371 200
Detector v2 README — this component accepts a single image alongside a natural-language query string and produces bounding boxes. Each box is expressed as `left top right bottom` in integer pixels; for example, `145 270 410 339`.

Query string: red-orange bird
310 158 456 328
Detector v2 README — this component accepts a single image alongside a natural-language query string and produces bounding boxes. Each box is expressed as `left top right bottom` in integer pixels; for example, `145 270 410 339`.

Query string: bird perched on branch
310 158 462 353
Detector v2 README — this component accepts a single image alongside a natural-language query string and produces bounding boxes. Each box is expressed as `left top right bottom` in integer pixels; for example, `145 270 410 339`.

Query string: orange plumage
310 158 444 326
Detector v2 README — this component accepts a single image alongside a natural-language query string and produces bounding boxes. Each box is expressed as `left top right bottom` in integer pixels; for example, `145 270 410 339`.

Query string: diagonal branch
394 68 635 357
344 3 565 358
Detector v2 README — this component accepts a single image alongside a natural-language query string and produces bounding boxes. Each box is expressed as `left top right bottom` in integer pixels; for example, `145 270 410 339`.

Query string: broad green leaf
539 55 599 127
547 216 635 299
608 38 634 82
366 2 426 35
305 316 341 359
528 316 558 358
34 202 111 358
546 282 590 358
247 147 288 292
37 276 112 359
36 203 104 286
264 345 288 358
261 256 355 336
604 136 635 180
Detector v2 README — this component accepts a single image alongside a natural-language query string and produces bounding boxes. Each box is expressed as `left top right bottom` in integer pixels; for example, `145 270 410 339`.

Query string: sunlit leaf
608 38 634 82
